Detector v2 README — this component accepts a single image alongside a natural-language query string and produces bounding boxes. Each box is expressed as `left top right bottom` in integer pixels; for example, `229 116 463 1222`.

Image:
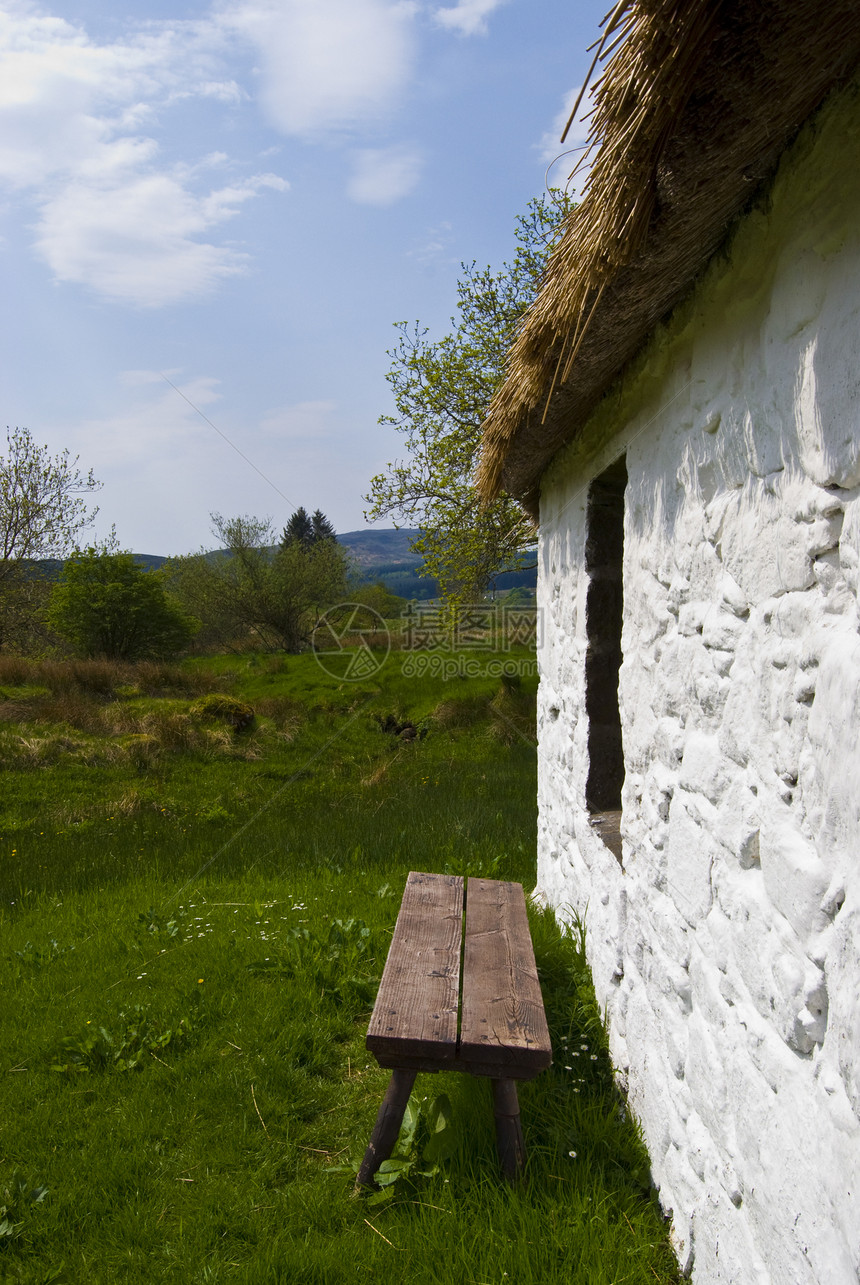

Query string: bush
48 550 197 661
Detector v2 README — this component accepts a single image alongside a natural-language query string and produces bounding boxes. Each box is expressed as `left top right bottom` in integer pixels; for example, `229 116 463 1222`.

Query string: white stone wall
536 79 860 1284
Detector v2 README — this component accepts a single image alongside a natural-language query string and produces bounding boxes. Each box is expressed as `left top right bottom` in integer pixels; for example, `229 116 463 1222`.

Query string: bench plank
459 878 552 1078
366 871 464 1069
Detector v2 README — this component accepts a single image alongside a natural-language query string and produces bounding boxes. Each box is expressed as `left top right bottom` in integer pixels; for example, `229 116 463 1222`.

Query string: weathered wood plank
366 871 464 1067
459 877 552 1078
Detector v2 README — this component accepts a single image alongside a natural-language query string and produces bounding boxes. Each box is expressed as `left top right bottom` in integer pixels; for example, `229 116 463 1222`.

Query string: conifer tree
311 510 336 543
281 507 314 549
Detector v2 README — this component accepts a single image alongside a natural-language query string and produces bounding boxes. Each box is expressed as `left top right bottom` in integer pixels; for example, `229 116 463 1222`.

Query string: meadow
0 647 680 1284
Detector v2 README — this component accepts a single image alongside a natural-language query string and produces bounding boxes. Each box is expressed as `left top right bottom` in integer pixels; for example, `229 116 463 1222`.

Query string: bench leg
355 1068 417 1188
492 1078 526 1181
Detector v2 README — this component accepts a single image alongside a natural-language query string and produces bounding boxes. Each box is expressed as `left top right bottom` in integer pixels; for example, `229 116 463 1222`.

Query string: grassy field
0 649 680 1285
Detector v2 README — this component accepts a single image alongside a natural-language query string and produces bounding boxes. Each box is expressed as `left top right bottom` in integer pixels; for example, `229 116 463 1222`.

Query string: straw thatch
478 0 860 514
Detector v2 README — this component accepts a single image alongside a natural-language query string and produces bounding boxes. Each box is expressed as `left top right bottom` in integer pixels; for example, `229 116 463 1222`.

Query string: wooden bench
357 871 552 1185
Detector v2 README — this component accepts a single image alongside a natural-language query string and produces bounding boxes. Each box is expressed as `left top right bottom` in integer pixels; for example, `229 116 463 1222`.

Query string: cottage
479 2 860 1281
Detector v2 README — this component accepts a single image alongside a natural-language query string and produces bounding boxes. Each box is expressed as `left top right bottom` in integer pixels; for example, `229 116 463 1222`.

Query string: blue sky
1 0 605 555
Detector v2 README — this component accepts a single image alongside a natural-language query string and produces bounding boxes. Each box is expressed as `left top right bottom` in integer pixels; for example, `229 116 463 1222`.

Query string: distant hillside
336 528 422 569
25 529 534 599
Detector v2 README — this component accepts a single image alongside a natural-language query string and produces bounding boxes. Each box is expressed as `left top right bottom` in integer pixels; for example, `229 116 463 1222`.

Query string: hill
25 529 534 599
336 528 422 569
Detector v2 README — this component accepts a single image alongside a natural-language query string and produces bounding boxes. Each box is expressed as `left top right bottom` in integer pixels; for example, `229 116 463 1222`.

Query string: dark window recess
585 455 627 822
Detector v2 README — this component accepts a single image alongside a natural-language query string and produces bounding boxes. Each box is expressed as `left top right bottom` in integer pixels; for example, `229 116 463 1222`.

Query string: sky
0 0 606 556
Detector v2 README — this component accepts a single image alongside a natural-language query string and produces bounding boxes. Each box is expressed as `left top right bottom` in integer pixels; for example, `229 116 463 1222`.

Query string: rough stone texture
536 78 860 1284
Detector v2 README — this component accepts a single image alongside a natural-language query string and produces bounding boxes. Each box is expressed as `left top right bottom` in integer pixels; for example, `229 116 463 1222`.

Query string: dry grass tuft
39 659 124 695
0 656 34 686
488 676 535 745
0 700 36 723
431 695 490 729
361 759 393 787
120 734 163 770
139 710 197 751
254 695 305 740
108 786 169 815
134 662 223 697
34 693 106 733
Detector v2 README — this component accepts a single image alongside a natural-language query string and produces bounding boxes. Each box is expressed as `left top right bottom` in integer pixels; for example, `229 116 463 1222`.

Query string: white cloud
261 401 338 439
347 144 421 205
35 170 286 307
433 0 506 36
537 84 596 196
0 6 287 305
220 0 417 137
407 220 454 266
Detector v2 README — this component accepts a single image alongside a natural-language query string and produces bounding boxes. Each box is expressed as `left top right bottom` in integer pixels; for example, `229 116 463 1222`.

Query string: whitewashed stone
534 77 860 1285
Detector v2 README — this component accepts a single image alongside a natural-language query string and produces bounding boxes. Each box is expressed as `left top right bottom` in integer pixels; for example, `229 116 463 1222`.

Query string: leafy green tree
170 512 349 652
364 194 571 605
0 426 101 574
48 550 197 660
0 426 103 650
349 580 406 620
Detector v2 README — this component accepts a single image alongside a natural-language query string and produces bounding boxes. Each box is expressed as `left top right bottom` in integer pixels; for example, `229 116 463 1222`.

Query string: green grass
0 651 679 1284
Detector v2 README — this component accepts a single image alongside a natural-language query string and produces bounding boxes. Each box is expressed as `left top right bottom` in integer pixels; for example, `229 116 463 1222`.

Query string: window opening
584 455 627 860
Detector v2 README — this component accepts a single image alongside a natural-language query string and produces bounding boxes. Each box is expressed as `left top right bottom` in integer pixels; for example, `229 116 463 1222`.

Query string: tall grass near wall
0 650 680 1285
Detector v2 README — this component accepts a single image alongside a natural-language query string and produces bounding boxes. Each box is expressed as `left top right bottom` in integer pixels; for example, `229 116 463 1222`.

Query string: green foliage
282 506 314 548
281 507 337 549
0 1176 49 1245
51 1004 196 1076
365 194 572 605
170 513 350 652
0 577 54 658
310 509 337 544
348 580 406 619
247 917 379 1012
137 906 180 938
0 428 101 577
47 550 196 661
329 1092 459 1204
0 427 103 652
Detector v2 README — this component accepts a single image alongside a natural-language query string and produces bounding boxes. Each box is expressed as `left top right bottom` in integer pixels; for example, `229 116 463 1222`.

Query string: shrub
48 550 197 661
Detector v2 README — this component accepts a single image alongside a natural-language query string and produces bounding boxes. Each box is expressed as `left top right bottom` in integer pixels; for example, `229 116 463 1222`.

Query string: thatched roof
478 0 860 514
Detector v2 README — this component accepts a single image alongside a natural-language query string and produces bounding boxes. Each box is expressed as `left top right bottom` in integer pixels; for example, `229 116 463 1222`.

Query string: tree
0 426 103 650
282 507 314 549
48 550 197 660
0 427 101 578
281 507 337 549
364 194 571 605
311 509 337 543
170 512 349 652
